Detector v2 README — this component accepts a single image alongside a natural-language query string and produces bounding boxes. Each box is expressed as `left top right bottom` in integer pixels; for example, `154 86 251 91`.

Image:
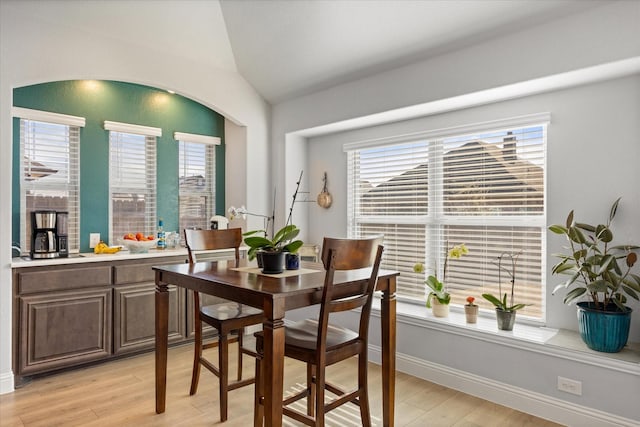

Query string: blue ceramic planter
577 302 632 353
285 253 300 270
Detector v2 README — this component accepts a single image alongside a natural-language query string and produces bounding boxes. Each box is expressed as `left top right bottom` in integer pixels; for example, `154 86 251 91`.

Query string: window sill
371 298 640 375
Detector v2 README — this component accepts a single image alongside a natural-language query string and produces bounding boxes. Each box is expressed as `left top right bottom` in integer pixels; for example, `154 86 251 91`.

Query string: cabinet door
18 288 112 375
113 283 184 355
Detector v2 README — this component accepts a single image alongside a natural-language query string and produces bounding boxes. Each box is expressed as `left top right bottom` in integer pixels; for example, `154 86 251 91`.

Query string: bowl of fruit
121 232 158 254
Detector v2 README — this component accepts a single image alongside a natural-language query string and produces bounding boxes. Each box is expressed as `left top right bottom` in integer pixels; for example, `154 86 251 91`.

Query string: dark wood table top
153 260 398 312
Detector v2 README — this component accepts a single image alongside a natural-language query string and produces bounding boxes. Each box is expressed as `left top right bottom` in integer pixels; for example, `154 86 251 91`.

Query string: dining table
153 259 399 427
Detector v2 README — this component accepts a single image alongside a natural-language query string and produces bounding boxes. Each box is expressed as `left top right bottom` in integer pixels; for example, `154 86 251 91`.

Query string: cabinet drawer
113 263 156 284
113 256 186 284
18 266 111 294
18 288 112 375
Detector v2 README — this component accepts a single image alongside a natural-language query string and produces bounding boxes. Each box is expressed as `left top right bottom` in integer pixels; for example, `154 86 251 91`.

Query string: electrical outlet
557 376 582 396
89 233 101 248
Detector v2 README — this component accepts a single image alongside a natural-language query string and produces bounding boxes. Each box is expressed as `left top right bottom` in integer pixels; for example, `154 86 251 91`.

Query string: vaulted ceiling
219 0 605 103
16 0 606 105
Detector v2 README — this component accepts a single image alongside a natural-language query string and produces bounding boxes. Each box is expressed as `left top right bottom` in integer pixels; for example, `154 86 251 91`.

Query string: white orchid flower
227 205 248 220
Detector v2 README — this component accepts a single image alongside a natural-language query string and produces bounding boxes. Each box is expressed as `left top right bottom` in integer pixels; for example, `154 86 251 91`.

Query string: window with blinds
19 118 80 252
109 131 157 244
178 139 216 232
346 114 547 320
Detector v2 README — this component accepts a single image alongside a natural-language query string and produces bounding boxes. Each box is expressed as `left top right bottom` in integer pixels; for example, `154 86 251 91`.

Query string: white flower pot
431 296 450 318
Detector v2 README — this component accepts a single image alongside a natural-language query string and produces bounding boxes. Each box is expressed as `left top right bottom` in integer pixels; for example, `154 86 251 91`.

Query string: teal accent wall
12 80 225 252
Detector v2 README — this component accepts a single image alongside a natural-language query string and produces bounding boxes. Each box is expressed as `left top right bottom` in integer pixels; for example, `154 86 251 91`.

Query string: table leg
155 278 169 414
262 310 285 427
380 277 397 427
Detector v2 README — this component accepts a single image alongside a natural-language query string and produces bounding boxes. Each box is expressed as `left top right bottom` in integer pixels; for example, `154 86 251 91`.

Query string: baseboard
368 345 638 427
0 370 14 395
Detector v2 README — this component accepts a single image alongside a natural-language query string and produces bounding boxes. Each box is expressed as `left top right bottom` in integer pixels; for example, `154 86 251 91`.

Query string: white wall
0 1 270 394
274 1 640 423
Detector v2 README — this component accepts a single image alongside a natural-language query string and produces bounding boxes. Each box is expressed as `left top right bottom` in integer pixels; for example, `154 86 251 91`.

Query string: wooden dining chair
183 228 264 422
253 236 384 427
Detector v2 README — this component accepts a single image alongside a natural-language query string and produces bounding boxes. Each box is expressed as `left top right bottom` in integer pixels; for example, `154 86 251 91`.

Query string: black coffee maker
57 211 69 258
30 210 69 259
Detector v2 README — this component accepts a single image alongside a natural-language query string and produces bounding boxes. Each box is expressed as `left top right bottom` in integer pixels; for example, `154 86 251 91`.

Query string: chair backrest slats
321 237 381 271
183 228 242 265
328 294 369 313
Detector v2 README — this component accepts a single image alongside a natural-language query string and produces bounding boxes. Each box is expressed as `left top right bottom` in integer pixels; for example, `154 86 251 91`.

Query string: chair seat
201 302 262 321
286 319 358 349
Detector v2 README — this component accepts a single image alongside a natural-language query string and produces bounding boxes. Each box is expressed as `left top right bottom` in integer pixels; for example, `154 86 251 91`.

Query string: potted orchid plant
236 171 305 274
482 250 529 331
414 242 469 318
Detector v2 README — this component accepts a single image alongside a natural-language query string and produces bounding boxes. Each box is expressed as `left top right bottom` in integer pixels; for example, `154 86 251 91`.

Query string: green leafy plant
548 197 640 311
482 293 528 312
415 243 468 308
243 225 303 261
482 251 529 312
424 275 450 307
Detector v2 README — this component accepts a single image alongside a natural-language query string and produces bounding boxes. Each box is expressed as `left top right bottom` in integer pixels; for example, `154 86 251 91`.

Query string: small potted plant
243 224 303 273
465 296 478 323
239 171 305 274
549 197 639 352
482 250 529 331
414 242 468 318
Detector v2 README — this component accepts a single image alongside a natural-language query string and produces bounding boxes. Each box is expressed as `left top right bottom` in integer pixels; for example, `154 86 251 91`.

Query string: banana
94 242 107 254
94 241 121 254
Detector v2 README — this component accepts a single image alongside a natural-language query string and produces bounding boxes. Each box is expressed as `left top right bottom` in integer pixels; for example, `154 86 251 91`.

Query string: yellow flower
448 243 468 259
416 243 468 285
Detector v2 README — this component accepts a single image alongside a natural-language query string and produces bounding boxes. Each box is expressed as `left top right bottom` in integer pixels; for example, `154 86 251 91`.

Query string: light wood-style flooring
0 344 562 426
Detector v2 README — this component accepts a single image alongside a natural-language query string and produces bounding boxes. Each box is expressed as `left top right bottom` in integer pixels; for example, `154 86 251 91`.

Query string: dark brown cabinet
12 255 188 384
18 287 112 375
113 283 184 354
112 257 187 355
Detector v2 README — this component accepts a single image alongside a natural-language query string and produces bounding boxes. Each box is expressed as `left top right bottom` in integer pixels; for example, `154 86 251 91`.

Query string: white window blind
109 131 157 244
347 141 429 298
19 118 81 253
346 115 547 320
178 136 216 233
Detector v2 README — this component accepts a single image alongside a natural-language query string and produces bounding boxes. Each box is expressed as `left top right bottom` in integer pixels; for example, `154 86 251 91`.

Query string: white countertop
11 245 249 268
11 247 190 268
